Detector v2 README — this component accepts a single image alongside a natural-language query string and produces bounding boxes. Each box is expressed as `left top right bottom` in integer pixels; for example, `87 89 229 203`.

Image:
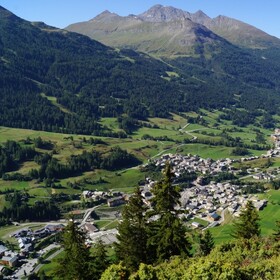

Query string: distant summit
138 4 189 22
66 5 227 57
66 4 280 53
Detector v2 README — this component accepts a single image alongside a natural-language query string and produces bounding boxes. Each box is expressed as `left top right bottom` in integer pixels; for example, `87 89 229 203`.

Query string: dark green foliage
33 137 53 150
232 200 261 239
147 163 191 263
91 239 110 280
30 147 139 181
0 191 60 223
118 116 138 134
273 220 280 241
231 147 250 156
102 236 280 279
0 140 37 176
115 187 148 271
271 180 280 190
260 113 275 129
198 230 215 256
255 132 266 144
1 7 280 136
54 220 93 280
101 147 141 171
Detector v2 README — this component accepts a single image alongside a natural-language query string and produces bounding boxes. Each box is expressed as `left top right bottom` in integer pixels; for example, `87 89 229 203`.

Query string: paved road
80 205 100 226
12 258 38 279
34 248 64 274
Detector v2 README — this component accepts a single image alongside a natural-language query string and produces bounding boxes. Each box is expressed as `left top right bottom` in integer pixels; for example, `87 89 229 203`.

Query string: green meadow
0 109 277 222
210 190 280 244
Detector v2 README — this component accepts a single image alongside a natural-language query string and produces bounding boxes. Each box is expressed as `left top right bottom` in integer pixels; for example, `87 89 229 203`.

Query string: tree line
0 139 140 181
41 163 280 280
0 191 60 225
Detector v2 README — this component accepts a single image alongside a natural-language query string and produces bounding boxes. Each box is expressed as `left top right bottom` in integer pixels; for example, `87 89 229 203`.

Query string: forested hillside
1 6 280 136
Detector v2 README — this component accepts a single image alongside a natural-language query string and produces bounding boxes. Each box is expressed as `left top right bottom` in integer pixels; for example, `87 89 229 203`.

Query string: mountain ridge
1 5 280 136
66 4 280 52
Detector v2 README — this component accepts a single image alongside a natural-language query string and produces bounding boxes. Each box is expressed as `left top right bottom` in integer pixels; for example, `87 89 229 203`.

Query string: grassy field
39 250 65 278
210 190 280 244
0 110 276 223
0 223 45 244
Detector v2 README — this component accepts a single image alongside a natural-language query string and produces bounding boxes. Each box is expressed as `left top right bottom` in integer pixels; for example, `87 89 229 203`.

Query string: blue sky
0 0 279 38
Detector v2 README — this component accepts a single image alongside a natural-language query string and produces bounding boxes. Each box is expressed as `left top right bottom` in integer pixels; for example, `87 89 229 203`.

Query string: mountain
1 5 280 136
202 15 280 49
66 5 226 57
66 4 280 55
0 5 198 135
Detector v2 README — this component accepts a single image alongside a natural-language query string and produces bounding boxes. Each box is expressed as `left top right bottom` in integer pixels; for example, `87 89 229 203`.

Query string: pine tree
115 187 148 271
54 220 93 280
92 239 110 279
198 230 214 256
232 200 260 239
147 163 191 263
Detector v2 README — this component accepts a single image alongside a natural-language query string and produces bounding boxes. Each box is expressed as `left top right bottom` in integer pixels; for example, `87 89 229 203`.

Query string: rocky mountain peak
190 10 211 25
91 10 120 22
139 4 189 22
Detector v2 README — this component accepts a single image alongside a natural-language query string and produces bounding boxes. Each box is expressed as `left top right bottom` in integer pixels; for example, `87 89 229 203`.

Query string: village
141 153 267 229
1 129 280 278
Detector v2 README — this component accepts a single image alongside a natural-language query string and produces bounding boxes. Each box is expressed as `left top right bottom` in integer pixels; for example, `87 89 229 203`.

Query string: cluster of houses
10 224 64 255
181 181 266 224
0 245 18 272
154 153 233 175
261 127 280 157
140 153 268 229
0 224 65 272
270 128 280 156
82 190 127 207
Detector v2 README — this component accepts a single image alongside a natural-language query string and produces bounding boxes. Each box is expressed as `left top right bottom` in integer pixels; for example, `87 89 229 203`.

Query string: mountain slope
1 5 280 136
66 4 280 54
0 6 193 134
66 5 280 116
67 6 228 58
203 15 280 49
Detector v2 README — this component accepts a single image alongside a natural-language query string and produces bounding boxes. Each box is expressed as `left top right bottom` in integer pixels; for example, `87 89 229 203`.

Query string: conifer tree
115 187 148 271
232 200 260 239
198 230 215 256
147 163 191 263
54 220 93 280
92 239 110 279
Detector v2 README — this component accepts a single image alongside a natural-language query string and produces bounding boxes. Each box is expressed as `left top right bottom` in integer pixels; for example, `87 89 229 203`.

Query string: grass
0 223 45 244
39 250 65 278
95 220 119 230
41 93 71 114
0 180 31 191
99 118 120 132
209 223 234 244
0 109 276 228
168 144 233 160
0 195 7 211
71 168 144 194
210 190 280 244
191 218 209 227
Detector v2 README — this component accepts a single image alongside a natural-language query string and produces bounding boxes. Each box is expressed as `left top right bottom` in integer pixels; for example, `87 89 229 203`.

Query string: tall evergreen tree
147 163 191 263
92 239 110 280
232 200 260 239
54 220 92 280
198 230 215 256
115 187 148 271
